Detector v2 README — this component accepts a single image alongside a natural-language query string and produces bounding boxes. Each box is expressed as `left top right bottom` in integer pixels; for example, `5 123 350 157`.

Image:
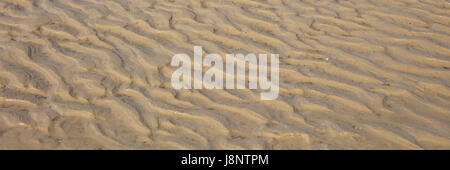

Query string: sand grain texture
0 0 449 149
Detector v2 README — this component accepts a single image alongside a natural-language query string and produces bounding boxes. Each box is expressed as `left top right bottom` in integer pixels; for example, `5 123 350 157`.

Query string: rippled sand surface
0 0 449 149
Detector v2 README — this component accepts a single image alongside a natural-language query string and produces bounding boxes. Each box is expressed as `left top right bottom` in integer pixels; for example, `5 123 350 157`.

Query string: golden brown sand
0 0 449 149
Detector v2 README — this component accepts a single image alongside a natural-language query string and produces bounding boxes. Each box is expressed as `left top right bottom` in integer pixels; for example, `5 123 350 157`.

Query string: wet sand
0 0 449 149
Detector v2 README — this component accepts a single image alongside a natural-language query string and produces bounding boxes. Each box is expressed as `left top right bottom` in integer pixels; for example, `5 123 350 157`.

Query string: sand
0 0 449 150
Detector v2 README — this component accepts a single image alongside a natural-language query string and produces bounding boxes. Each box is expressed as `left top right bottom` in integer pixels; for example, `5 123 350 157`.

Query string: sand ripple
0 0 449 149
